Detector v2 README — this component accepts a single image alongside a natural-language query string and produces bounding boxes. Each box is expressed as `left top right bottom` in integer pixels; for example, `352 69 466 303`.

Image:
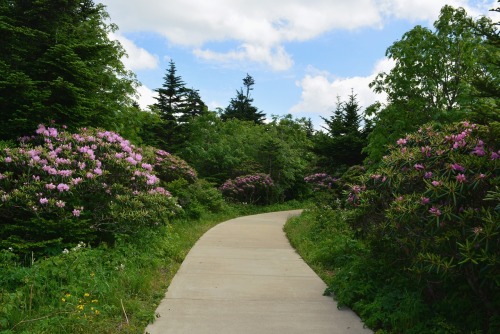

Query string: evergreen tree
178 88 207 123
314 91 368 174
0 0 137 140
153 60 187 122
152 60 208 150
222 74 266 124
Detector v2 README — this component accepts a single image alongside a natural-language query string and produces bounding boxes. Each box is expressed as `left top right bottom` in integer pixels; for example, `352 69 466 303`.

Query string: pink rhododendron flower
424 172 433 179
56 200 65 208
414 164 425 170
429 207 441 216
456 174 467 183
431 181 441 187
146 174 160 185
39 198 49 204
57 183 70 192
4 156 12 163
58 170 72 177
71 177 83 185
125 157 137 165
45 183 56 190
420 197 430 205
72 209 81 217
492 152 499 160
141 163 153 171
396 138 407 146
450 163 465 172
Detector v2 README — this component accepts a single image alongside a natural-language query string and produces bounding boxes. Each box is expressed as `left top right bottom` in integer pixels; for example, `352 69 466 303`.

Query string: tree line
1 1 498 199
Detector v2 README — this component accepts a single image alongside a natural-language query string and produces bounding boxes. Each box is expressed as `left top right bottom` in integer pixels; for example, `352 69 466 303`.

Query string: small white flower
62 248 69 254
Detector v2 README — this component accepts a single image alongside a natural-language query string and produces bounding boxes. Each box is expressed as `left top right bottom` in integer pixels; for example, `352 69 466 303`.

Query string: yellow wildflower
84 293 90 297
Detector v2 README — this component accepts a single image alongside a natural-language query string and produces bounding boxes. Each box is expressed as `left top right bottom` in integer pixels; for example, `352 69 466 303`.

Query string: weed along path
145 210 372 334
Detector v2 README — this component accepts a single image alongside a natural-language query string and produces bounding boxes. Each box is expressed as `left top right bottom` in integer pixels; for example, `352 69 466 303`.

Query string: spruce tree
222 74 266 124
314 91 368 174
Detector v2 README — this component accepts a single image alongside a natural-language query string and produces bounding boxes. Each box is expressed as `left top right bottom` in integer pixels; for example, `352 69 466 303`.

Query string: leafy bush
304 173 338 192
0 125 179 255
149 148 197 184
219 173 274 205
346 121 499 331
167 179 228 219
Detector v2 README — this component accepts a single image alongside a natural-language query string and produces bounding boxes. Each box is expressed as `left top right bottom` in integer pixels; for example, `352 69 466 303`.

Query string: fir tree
222 74 266 124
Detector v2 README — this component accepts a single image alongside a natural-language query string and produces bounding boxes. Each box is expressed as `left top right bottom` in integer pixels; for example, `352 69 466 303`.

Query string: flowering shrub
150 149 197 184
0 125 179 254
346 121 499 328
219 173 274 204
304 173 338 191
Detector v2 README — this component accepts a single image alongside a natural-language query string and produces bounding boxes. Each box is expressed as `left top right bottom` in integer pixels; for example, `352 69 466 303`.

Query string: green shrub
167 179 228 219
346 121 499 331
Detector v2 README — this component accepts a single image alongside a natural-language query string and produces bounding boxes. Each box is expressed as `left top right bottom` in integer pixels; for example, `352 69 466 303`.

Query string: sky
99 0 499 129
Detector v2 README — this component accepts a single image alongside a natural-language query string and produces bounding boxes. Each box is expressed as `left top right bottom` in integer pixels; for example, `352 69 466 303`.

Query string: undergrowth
284 203 496 333
0 202 302 333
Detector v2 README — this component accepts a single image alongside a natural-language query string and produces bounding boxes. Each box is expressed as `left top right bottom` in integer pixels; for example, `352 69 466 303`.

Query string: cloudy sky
99 0 498 129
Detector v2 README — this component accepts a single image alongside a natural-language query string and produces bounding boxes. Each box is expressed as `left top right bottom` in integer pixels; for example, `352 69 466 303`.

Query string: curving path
145 210 372 334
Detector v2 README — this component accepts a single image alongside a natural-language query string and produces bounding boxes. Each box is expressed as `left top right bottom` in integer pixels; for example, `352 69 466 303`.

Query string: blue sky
99 0 498 129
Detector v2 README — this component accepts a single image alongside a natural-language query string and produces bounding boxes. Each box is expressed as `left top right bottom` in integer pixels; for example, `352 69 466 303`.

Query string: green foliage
167 179 228 219
0 0 137 141
221 74 266 124
180 113 313 201
366 5 498 164
347 121 499 332
0 125 179 255
150 60 207 150
0 199 302 333
314 92 370 175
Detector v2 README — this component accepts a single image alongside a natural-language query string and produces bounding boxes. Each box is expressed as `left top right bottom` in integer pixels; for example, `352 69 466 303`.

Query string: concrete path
145 210 372 334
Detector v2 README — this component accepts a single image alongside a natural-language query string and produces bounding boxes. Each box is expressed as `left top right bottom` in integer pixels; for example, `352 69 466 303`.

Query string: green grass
0 201 303 334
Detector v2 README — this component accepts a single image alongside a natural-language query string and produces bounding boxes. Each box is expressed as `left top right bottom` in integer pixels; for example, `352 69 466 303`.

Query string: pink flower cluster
304 173 338 191
1 124 175 224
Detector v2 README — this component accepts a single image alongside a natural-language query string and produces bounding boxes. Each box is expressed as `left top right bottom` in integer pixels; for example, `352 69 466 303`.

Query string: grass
0 201 303 334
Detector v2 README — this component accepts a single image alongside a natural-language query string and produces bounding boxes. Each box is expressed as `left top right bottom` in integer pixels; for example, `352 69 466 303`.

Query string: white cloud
290 58 394 118
109 32 159 71
135 85 156 110
100 0 497 70
194 44 293 71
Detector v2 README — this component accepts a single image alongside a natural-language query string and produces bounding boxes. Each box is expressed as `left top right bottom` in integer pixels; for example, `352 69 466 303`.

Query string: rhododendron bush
346 121 499 324
304 173 338 192
219 173 274 204
0 125 180 254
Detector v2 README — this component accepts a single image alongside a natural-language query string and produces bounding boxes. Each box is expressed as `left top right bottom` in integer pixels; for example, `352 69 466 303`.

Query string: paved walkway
145 210 372 334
